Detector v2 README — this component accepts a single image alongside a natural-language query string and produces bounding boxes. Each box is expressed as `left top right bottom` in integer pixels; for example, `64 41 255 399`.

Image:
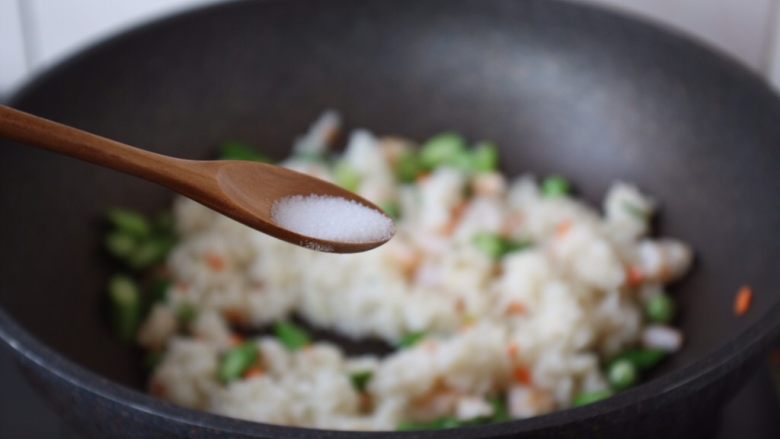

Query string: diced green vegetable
219 141 270 162
333 161 362 192
396 421 426 431
645 293 676 324
396 396 510 431
397 417 462 431
109 274 142 343
105 232 137 259
381 202 401 220
607 359 637 391
395 150 423 183
397 411 506 431
273 321 311 351
150 278 171 305
294 150 325 163
127 238 174 270
419 132 467 170
611 349 667 372
145 351 164 371
154 211 176 235
541 176 571 198
350 370 373 392
489 396 510 422
572 389 614 407
397 331 426 348
450 150 476 173
106 208 151 239
471 142 499 173
504 240 532 254
176 303 197 325
218 342 260 384
473 233 505 258
473 233 531 259
622 201 648 221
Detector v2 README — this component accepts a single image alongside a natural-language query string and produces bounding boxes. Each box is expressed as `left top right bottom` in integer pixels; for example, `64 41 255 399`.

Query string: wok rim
2 0 780 436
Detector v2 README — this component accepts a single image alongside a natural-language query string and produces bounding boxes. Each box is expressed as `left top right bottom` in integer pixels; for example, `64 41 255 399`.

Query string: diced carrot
513 366 533 385
771 348 780 365
501 213 524 235
205 253 225 272
507 343 520 360
224 309 247 326
150 381 167 397
506 302 526 316
555 220 573 238
454 298 466 313
459 321 475 332
416 172 432 183
359 392 373 410
323 125 340 146
243 366 264 379
734 285 753 316
228 334 244 347
441 202 469 236
389 243 422 281
626 265 644 288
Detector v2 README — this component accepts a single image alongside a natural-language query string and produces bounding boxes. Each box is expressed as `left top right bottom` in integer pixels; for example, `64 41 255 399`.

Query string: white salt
271 194 395 244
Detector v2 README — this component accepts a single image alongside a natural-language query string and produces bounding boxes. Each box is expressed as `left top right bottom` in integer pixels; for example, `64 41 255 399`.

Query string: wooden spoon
0 105 393 253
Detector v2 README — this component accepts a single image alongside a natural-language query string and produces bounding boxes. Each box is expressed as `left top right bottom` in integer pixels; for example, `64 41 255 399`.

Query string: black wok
1 0 779 437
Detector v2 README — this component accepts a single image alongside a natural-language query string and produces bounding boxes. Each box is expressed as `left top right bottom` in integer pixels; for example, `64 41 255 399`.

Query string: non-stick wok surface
0 0 779 438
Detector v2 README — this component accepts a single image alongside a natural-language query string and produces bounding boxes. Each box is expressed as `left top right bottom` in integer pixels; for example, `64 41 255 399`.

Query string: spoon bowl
211 160 392 252
0 105 393 253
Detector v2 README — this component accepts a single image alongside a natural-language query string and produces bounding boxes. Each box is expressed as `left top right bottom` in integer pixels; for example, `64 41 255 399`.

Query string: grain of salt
271 195 395 243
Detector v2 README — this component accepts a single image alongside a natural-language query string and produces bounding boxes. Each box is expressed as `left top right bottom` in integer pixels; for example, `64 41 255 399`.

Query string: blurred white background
2 0 780 95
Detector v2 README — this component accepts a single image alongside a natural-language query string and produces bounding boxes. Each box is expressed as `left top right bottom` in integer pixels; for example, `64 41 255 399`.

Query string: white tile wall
0 0 27 94
23 0 220 71
571 0 777 72
2 0 780 95
769 2 780 87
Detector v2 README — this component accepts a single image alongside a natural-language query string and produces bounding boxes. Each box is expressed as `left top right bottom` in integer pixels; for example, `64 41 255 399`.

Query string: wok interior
1 0 779 394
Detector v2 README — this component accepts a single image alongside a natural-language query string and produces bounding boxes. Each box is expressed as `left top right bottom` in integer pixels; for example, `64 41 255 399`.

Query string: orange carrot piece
771 348 780 365
454 298 466 313
416 172 432 183
243 366 264 379
555 220 573 238
501 213 524 236
228 334 244 347
205 253 225 272
150 381 167 397
441 202 468 236
224 309 247 326
507 343 520 360
734 285 753 316
506 302 526 316
626 266 644 288
513 366 533 385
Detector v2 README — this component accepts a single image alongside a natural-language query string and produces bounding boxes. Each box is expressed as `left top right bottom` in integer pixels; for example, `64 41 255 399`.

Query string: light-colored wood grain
0 106 391 253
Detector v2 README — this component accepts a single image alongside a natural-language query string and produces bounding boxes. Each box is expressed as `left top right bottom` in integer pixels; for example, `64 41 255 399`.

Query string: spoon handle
0 105 204 189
